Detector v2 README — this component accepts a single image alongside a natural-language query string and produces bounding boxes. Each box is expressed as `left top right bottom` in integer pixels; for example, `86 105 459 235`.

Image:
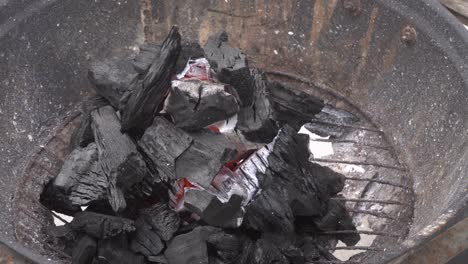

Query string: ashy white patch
298 126 334 158
52 211 74 226
343 165 366 174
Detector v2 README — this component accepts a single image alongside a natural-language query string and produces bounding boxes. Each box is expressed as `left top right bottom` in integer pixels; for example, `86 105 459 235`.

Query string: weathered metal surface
391 217 468 264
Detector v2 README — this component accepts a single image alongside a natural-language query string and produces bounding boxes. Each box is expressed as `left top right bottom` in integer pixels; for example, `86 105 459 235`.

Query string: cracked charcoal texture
91 105 147 212
166 80 239 131
138 116 193 182
121 26 181 134
70 212 135 239
204 31 255 107
141 203 181 241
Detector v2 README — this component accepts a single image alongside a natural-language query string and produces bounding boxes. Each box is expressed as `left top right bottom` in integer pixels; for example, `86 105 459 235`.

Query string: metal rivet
401 26 417 45
343 0 362 16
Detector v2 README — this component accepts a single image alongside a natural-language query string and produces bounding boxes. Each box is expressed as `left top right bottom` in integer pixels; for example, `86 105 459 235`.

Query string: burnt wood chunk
206 232 243 262
175 137 238 188
40 144 98 214
166 80 240 131
54 143 98 190
70 211 135 239
243 185 295 235
142 203 181 241
133 43 161 74
130 218 165 257
251 239 289 264
72 235 97 264
269 82 325 130
314 199 360 246
71 96 109 149
91 105 147 212
175 41 206 73
98 235 146 264
304 104 359 137
69 160 108 206
164 226 220 264
88 55 137 110
139 116 193 182
204 31 255 106
236 68 279 143
121 26 182 134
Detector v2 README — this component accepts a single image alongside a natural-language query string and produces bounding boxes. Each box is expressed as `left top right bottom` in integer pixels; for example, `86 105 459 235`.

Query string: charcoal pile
40 26 361 264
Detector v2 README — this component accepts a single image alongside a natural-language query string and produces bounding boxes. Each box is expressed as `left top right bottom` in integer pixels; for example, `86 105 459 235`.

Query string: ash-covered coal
40 27 361 264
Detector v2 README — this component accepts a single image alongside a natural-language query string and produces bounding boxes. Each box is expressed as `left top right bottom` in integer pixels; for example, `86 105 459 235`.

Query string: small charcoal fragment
165 80 240 131
121 26 182 134
98 235 146 264
242 185 295 235
40 143 98 214
269 82 325 130
138 116 193 182
175 138 237 188
72 235 97 264
69 160 108 206
91 105 147 212
129 218 165 257
236 68 278 143
88 54 138 110
70 211 135 239
54 143 98 191
207 232 243 261
175 41 205 73
250 239 289 264
314 199 360 246
202 194 243 228
142 203 181 241
204 31 255 106
164 226 220 264
71 96 109 149
183 188 216 216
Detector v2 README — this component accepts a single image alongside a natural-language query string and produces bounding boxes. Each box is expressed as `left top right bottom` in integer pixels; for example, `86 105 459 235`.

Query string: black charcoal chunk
250 239 289 264
88 54 137 110
204 31 255 106
54 143 98 191
121 26 181 134
309 163 346 196
164 226 220 264
175 41 206 73
142 203 180 241
40 144 98 214
69 160 108 206
72 235 97 264
183 188 216 216
147 255 168 263
139 116 193 182
91 105 147 212
236 68 278 143
71 96 109 149
207 232 243 261
175 138 237 188
97 235 145 264
314 199 360 246
243 185 295 235
304 104 358 138
133 43 161 74
202 194 243 228
269 82 325 130
70 211 135 239
166 80 239 131
130 218 165 257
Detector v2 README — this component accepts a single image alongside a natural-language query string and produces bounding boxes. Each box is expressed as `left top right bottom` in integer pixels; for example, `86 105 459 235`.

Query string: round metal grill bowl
1 0 467 263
